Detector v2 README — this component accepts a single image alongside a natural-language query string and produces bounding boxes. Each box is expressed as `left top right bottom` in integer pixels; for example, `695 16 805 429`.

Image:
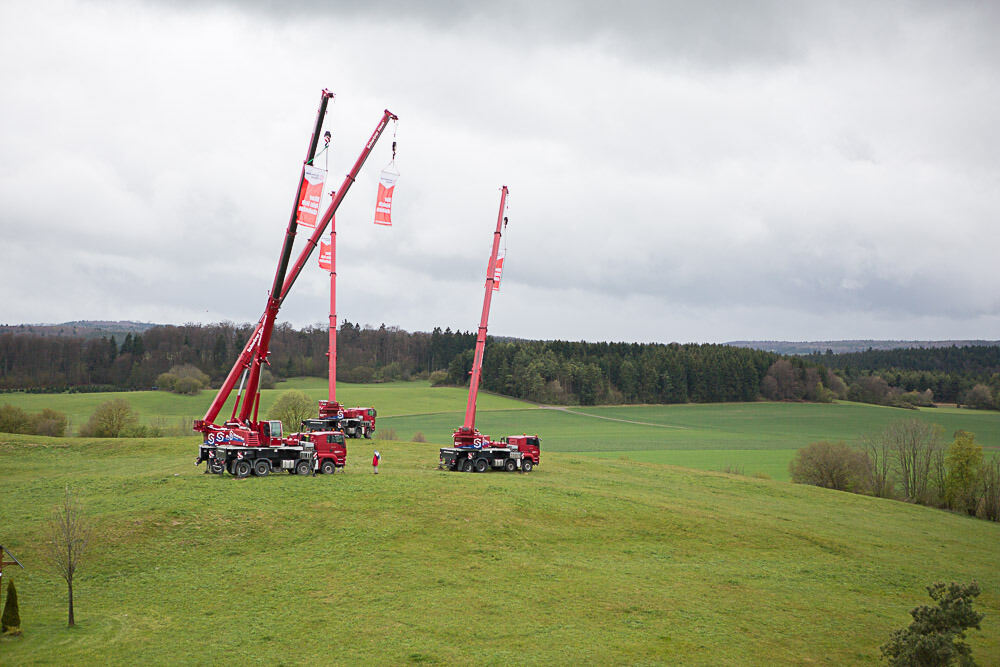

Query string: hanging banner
374 166 399 226
296 165 327 229
491 255 504 292
318 237 333 271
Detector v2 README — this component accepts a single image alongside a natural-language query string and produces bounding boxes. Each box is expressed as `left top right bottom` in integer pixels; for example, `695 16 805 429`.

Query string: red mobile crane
194 91 397 478
438 186 541 473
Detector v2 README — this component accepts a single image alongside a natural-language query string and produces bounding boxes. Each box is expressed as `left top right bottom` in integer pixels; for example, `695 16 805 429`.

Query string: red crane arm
197 106 397 430
463 186 508 430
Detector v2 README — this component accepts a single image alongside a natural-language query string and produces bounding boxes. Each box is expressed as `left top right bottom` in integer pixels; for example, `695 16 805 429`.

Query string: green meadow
4 380 998 482
0 434 997 664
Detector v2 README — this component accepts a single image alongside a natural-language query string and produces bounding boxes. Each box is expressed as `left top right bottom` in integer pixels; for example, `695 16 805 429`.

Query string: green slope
0 434 996 665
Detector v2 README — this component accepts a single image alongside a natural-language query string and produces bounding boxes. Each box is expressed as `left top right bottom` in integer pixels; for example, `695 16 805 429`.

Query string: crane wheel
295 460 312 476
233 460 252 479
504 460 517 472
521 460 533 473
473 458 489 473
320 460 336 475
460 459 473 473
253 459 270 477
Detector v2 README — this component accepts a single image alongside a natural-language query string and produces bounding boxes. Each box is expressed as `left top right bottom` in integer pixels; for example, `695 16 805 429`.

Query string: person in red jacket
372 450 381 474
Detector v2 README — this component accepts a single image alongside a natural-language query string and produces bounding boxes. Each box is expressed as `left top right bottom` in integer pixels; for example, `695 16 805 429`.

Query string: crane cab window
268 420 282 438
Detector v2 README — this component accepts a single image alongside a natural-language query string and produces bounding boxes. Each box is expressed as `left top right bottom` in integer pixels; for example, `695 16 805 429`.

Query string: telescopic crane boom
440 186 541 472
195 98 397 434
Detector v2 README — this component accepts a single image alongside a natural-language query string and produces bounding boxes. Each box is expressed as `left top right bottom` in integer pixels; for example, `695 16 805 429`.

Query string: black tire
504 459 517 472
521 459 533 473
460 458 473 473
209 461 225 475
364 428 372 439
253 459 270 477
320 460 336 475
473 458 489 473
233 460 252 479
295 460 311 476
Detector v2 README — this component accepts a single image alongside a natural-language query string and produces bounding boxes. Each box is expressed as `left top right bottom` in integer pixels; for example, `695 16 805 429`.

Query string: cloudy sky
2 1 998 343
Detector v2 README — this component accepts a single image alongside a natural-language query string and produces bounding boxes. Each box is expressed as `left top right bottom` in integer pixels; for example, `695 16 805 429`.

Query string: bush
964 384 995 410
260 369 276 390
268 390 314 431
429 370 449 387
173 377 202 395
411 432 426 443
1 578 20 635
28 408 68 437
376 428 397 441
789 441 870 493
0 405 68 436
0 405 30 434
79 399 138 437
881 581 983 666
157 364 209 395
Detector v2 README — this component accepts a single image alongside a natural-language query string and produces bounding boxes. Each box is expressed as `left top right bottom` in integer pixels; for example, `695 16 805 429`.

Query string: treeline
446 340 779 405
802 345 1000 404
0 322 476 392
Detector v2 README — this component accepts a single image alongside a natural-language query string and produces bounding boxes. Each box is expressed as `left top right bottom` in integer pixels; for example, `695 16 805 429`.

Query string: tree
945 431 983 515
1 578 20 634
0 405 30 434
268 390 314 431
862 430 895 499
78 399 138 437
789 441 870 493
42 487 93 627
881 581 983 666
887 419 945 505
964 384 994 410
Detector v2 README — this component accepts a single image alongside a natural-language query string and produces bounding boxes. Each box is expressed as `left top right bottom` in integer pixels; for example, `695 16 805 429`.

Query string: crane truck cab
439 431 541 473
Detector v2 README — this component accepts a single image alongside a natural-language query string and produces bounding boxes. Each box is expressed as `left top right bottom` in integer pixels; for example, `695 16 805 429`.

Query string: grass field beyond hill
3 380 999 482
0 434 997 665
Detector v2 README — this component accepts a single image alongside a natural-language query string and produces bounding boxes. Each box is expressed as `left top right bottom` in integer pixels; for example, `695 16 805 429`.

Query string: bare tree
862 432 895 498
41 487 93 627
887 419 945 504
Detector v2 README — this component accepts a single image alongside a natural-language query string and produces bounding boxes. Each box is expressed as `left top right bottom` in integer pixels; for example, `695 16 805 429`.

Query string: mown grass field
0 434 997 665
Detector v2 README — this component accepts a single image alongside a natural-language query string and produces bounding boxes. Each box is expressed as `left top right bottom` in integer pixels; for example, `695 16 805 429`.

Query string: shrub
268 390 314 431
260 368 276 390
158 364 209 394
376 428 397 441
429 370 449 387
79 399 138 437
28 408 68 437
944 431 983 515
2 578 21 634
881 581 983 666
411 432 426 443
789 441 870 493
0 405 30 434
965 384 995 410
173 377 202 395
155 372 178 392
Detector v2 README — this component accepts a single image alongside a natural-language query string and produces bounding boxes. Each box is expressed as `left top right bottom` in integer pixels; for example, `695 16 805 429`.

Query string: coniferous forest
1 322 999 407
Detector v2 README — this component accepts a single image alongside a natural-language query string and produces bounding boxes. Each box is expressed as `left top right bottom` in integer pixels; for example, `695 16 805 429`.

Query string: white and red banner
296 165 327 229
374 167 399 226
490 253 505 291
318 238 333 271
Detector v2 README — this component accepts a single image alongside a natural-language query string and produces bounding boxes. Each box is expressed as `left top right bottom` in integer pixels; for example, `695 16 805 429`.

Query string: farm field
3 380 999 481
0 433 997 665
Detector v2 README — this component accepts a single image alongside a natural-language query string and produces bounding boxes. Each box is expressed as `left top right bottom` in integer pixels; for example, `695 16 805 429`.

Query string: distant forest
2 323 999 407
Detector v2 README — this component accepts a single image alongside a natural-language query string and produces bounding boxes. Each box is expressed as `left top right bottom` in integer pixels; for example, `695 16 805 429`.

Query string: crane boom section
463 186 508 430
197 105 398 431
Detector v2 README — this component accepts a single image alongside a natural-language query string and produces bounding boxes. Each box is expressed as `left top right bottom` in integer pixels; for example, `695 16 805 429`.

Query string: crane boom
196 103 398 431
462 186 508 431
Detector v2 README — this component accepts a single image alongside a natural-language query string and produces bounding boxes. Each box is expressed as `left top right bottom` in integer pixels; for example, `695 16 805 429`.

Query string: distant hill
726 339 1000 355
0 320 159 339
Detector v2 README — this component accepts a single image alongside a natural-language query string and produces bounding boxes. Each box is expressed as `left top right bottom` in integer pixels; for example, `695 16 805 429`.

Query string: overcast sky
2 0 998 343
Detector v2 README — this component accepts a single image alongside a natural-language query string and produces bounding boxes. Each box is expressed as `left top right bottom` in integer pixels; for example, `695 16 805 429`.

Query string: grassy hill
0 434 996 664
